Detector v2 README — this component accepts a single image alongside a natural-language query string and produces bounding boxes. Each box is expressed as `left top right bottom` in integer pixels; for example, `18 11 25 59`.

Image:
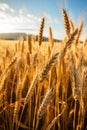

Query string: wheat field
0 9 87 130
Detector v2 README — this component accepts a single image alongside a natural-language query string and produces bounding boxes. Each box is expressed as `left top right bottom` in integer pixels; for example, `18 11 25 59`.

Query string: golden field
0 9 87 130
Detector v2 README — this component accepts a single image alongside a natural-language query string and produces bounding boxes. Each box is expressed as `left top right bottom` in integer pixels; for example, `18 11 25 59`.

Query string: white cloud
19 8 27 15
0 3 61 38
0 3 14 13
0 3 40 34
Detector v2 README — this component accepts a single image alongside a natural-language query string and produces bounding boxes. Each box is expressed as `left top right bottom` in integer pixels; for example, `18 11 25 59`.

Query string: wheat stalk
18 72 38 128
46 102 66 130
13 76 22 130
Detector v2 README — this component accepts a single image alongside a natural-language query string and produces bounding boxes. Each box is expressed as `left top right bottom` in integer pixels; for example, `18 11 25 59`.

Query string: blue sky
0 0 87 40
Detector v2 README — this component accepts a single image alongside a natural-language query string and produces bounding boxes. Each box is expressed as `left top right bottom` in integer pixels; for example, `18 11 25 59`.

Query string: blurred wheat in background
0 8 87 130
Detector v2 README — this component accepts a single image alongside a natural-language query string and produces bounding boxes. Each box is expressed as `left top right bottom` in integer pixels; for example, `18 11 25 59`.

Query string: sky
0 0 87 40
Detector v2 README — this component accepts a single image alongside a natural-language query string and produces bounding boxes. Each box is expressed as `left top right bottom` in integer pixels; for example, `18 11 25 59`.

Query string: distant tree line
0 32 61 42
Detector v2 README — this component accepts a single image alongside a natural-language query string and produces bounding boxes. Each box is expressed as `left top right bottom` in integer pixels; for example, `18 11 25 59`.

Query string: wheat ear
36 88 55 130
38 17 45 46
49 27 54 48
62 9 70 37
69 19 75 32
26 52 30 66
0 56 17 82
75 21 83 44
60 28 78 60
27 35 32 54
40 52 59 82
21 40 24 52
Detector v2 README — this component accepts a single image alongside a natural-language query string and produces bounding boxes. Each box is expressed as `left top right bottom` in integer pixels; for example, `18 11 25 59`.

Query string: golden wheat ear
69 19 75 32
40 52 59 82
62 9 70 37
38 17 45 46
15 43 17 52
49 27 54 48
60 28 78 60
75 21 83 44
21 40 24 52
65 28 78 49
36 87 55 130
27 35 32 54
26 52 30 66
